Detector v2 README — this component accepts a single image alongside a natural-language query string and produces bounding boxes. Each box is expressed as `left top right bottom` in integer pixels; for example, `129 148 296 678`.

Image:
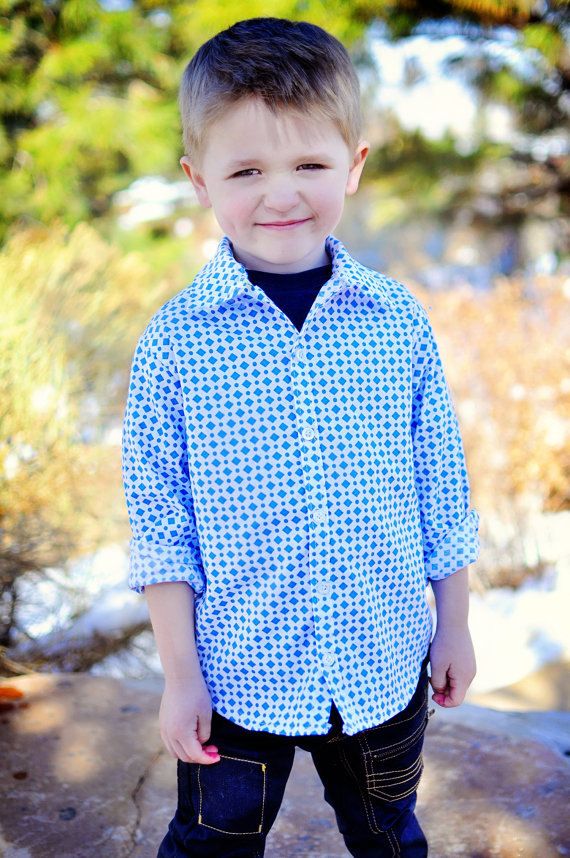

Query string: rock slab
0 673 569 857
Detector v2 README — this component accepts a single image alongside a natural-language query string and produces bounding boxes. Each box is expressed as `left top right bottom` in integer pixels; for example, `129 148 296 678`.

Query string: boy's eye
231 164 324 179
231 168 260 178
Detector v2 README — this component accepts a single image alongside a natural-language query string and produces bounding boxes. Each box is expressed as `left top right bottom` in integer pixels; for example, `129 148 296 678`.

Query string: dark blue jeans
157 649 431 857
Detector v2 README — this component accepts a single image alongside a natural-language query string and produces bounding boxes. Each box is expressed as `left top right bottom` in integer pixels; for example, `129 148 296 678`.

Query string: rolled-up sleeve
411 304 480 582
121 325 206 596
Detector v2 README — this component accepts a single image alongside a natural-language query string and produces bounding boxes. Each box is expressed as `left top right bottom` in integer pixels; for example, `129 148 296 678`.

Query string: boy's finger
196 717 213 746
431 690 447 706
181 736 221 764
429 674 447 694
446 683 466 707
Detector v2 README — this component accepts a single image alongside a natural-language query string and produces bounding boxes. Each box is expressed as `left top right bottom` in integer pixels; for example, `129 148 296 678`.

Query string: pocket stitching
367 753 423 784
196 753 267 835
358 710 428 806
367 754 424 799
368 758 425 802
364 712 429 762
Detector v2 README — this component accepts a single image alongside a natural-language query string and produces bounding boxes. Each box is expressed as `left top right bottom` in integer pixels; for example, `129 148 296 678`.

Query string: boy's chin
232 236 323 263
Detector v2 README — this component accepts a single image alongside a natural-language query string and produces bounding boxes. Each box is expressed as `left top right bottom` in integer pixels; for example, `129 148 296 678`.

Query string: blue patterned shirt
121 233 480 736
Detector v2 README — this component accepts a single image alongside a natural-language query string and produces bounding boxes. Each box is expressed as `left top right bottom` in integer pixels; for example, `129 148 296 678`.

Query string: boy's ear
180 155 212 208
345 140 370 196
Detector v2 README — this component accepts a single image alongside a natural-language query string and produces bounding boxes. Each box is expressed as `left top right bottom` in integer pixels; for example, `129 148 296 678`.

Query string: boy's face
180 97 369 273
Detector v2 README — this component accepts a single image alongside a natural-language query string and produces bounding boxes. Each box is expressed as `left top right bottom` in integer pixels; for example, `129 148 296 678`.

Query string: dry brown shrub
407 272 570 587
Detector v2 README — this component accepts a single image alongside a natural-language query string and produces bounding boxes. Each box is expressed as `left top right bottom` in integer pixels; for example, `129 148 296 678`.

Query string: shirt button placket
291 340 335 675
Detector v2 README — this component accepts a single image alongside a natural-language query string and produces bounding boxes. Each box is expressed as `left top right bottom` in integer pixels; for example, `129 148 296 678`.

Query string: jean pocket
366 744 425 802
355 679 429 832
195 753 267 835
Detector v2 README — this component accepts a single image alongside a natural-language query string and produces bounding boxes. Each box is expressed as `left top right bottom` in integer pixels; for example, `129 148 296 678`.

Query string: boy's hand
159 674 221 764
428 625 477 708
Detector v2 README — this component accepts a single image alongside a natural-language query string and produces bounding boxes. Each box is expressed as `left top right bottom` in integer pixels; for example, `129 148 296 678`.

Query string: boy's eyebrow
226 158 259 169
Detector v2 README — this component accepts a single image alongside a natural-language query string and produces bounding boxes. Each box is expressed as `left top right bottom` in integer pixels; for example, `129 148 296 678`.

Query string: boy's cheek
212 194 252 225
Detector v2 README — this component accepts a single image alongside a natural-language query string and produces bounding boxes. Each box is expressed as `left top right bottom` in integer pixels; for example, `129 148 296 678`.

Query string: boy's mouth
258 218 311 230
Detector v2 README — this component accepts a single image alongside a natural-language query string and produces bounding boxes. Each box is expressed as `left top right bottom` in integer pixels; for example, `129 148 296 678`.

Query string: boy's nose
262 184 302 213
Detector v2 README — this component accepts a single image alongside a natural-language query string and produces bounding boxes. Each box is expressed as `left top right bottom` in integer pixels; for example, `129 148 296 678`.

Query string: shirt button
323 652 335 666
318 581 331 594
302 426 315 440
312 508 327 523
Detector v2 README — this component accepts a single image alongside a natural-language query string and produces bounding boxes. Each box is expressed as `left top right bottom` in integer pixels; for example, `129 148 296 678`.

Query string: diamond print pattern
121 233 480 737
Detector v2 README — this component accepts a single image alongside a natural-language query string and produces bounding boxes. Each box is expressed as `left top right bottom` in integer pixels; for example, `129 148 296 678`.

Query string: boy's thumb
429 671 446 693
197 717 212 746
186 734 218 764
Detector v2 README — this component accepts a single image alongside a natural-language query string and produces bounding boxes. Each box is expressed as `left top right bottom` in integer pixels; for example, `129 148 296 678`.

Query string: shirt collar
189 234 394 312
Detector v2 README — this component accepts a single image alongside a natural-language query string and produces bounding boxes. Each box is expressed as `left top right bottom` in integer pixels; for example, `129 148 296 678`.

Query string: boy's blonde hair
179 17 363 166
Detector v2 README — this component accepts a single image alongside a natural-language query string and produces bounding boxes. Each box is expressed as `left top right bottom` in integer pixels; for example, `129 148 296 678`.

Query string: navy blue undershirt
246 261 333 332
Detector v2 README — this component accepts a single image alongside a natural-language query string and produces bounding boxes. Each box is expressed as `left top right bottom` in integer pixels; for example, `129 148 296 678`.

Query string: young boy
121 17 480 858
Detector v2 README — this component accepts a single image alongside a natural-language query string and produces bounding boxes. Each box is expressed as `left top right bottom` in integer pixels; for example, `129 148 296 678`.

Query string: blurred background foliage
0 0 569 670
0 0 568 237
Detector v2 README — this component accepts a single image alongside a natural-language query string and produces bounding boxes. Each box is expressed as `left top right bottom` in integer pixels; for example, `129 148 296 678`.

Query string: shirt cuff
425 508 480 582
128 539 207 595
